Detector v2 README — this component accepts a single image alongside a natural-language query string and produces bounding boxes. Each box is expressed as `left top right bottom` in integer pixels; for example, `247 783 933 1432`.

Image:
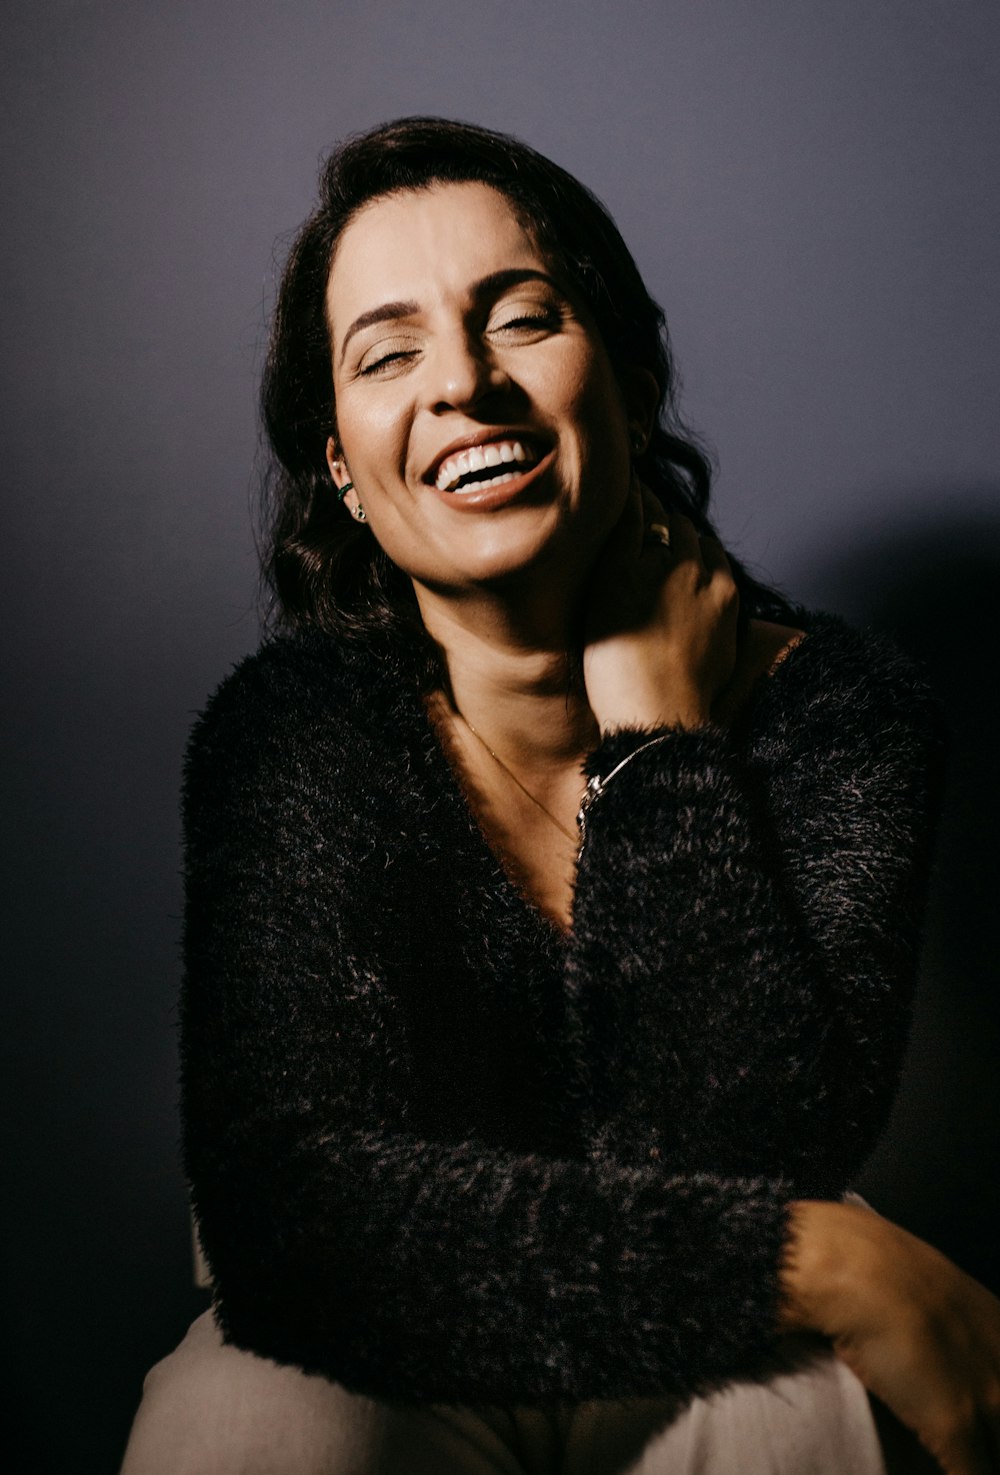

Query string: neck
414 584 599 769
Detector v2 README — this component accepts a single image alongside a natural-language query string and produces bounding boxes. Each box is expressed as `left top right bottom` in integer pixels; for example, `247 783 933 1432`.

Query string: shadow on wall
797 497 1000 1295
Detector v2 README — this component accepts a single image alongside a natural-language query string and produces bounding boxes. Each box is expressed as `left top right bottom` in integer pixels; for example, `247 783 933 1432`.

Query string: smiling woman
118 118 998 1475
322 183 636 608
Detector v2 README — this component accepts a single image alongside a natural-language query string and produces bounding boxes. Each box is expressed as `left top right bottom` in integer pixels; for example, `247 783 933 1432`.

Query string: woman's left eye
491 310 559 334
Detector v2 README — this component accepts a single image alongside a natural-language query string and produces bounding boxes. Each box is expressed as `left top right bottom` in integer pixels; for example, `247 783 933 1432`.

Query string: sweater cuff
583 722 733 785
577 724 737 855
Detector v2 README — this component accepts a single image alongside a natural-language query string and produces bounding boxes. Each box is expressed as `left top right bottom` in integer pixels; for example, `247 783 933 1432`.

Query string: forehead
325 182 546 327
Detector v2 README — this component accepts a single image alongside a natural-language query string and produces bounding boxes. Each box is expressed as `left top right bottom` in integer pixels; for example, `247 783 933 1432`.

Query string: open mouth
433 438 545 494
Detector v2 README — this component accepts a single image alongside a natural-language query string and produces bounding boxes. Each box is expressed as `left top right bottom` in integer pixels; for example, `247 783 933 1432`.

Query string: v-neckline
398 615 818 953
416 688 579 948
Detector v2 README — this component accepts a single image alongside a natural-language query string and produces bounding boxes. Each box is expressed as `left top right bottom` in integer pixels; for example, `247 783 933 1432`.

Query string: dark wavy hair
260 116 796 673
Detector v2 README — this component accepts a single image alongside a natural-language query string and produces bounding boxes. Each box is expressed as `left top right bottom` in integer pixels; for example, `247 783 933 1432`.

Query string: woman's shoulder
735 609 947 763
184 628 411 783
752 609 932 702
186 631 332 753
201 621 428 715
712 620 807 724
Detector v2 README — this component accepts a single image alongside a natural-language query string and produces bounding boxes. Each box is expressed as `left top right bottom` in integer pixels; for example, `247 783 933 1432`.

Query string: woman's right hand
779 1199 1000 1474
580 477 740 734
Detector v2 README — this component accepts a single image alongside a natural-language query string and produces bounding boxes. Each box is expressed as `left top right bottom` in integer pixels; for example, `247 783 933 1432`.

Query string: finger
634 482 669 563
931 1416 994 1475
635 480 670 557
643 518 673 556
663 512 702 570
698 531 738 600
623 475 649 556
917 1391 997 1475
698 530 732 576
985 1405 1000 1475
637 479 668 524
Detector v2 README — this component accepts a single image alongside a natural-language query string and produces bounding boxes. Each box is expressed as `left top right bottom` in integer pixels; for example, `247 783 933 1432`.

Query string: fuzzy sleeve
179 649 799 1406
567 615 947 1179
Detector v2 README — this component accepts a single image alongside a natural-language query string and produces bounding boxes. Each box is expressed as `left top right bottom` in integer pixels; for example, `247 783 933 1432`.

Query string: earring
630 427 645 454
335 479 367 523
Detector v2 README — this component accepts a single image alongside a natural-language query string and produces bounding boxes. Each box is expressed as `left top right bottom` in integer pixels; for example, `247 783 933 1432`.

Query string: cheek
562 355 633 534
553 341 628 439
336 391 409 485
572 363 630 475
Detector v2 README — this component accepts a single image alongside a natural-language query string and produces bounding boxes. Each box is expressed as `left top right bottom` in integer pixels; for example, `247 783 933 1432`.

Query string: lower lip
428 450 556 512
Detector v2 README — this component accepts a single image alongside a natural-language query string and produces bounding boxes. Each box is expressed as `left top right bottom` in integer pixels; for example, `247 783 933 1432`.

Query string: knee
136 1309 217 1398
119 1310 388 1475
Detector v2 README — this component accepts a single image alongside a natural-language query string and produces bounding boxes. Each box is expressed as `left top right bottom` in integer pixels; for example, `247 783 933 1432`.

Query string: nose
425 327 508 414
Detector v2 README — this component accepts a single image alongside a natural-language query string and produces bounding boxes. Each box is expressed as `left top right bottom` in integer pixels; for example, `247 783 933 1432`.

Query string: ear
326 436 362 516
618 366 660 449
326 436 347 489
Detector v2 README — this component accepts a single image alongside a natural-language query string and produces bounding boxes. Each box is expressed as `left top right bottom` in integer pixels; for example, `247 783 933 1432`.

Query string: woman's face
325 182 656 605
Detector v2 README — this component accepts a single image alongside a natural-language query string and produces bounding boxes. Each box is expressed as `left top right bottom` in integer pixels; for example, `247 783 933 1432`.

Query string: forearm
187 1111 796 1403
569 686 940 1175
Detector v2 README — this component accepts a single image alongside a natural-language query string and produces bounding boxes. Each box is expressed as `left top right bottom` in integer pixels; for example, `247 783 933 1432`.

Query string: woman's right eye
359 349 416 377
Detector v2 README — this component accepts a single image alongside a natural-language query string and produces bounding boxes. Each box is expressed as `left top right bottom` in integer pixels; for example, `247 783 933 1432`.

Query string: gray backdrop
3 2 998 1470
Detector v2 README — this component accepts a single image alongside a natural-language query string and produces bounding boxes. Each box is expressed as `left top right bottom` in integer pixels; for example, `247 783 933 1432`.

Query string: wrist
586 666 715 736
592 690 714 734
776 1199 884 1335
596 710 711 734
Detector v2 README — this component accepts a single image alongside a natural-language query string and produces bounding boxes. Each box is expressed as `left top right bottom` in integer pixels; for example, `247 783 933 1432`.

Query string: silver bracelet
576 733 677 858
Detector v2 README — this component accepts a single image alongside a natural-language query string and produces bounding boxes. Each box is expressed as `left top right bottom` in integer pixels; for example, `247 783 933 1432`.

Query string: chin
465 525 571 580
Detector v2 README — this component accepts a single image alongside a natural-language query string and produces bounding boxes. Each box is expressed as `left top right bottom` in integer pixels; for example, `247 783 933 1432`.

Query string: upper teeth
435 439 537 492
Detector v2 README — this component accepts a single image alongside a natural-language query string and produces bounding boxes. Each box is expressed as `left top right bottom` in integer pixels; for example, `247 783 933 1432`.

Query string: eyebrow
336 267 564 367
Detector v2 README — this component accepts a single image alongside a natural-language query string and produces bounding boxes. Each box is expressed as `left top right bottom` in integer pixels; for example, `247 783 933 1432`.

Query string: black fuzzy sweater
180 610 944 1407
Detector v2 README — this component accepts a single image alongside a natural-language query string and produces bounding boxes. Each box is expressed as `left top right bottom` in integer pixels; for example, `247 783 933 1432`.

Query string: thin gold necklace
456 711 579 845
